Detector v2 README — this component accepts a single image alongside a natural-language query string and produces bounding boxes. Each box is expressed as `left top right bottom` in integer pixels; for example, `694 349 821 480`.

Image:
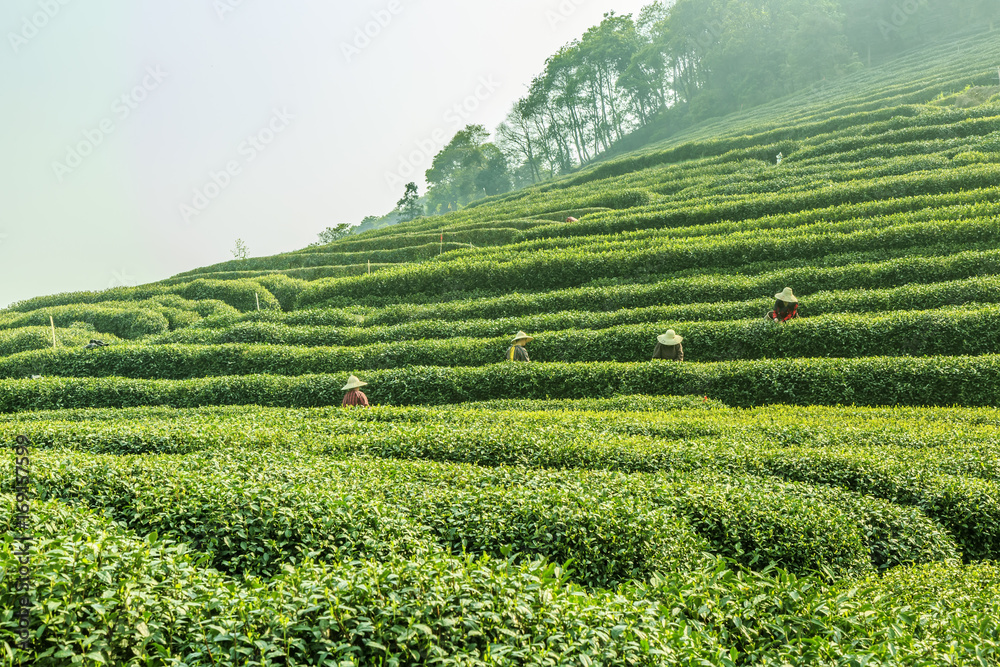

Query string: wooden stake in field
368 260 371 274
50 316 56 349
255 292 260 311
440 233 444 256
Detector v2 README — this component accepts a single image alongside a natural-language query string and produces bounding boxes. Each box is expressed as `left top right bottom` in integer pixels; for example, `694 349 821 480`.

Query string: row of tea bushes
503 191 1000 254
145 284 1000 349
4 489 997 665
0 495 708 666
4 400 995 563
0 446 957 581
1 356 998 413
6 306 997 379
305 244 1000 311
0 449 712 586
6 279 281 314
296 216 999 305
0 326 122 359
518 163 1000 240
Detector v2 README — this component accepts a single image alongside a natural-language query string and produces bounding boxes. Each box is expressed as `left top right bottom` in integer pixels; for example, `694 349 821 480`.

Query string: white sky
0 0 653 308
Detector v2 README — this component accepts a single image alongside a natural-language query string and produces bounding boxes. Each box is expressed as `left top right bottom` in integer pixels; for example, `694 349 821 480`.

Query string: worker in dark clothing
83 339 108 349
652 329 684 361
505 331 533 362
767 288 799 322
341 375 370 407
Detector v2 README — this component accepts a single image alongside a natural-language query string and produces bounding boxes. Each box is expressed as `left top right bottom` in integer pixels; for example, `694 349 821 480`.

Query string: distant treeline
418 0 997 215
497 0 998 183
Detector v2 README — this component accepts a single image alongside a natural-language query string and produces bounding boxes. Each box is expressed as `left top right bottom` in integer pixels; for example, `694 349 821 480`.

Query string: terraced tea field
3 30 1000 666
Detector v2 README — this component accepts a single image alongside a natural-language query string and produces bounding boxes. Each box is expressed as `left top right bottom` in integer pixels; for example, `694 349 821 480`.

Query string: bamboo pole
50 316 56 349
440 233 443 256
255 292 260 311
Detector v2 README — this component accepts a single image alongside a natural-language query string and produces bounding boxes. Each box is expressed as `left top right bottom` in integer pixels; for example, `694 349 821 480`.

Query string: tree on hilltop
425 125 513 214
231 238 249 260
312 223 354 246
396 182 424 222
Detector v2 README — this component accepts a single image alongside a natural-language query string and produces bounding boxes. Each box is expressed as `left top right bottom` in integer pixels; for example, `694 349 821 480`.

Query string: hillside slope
2 31 1000 665
3 32 999 407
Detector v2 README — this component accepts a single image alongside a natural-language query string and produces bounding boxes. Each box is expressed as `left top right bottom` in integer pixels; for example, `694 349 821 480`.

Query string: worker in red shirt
767 287 800 322
341 375 370 407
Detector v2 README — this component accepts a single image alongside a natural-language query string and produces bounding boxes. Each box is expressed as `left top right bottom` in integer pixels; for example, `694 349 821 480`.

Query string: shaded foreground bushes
1 495 998 665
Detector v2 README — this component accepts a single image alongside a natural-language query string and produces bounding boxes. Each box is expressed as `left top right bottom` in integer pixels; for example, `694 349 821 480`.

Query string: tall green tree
396 182 423 222
577 12 641 148
425 125 512 213
491 0 991 186
474 145 513 196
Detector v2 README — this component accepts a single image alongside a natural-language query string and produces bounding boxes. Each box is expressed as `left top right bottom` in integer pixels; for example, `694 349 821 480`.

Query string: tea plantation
3 31 1000 666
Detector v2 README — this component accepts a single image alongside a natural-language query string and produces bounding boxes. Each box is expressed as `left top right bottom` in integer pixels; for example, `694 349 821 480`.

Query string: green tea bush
0 305 169 339
139 299 1000 360
409 483 709 587
646 474 869 576
171 279 280 312
2 356 997 414
467 394 723 412
520 165 1000 240
1 450 434 577
740 450 1000 561
3 280 278 315
160 264 398 283
357 249 1000 322
297 217 999 306
953 149 988 164
11 306 997 380
0 494 715 666
251 274 308 311
0 326 121 359
594 188 653 209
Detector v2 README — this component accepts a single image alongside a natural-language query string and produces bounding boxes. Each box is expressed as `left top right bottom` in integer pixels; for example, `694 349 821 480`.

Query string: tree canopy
495 0 997 187
425 125 511 214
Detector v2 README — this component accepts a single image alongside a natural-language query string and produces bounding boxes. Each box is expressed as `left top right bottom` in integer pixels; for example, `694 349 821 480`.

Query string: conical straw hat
342 374 368 391
774 287 798 303
512 331 534 343
657 329 683 345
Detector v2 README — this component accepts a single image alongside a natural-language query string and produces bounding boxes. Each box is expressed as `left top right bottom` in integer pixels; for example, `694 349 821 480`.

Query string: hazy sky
0 0 654 308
